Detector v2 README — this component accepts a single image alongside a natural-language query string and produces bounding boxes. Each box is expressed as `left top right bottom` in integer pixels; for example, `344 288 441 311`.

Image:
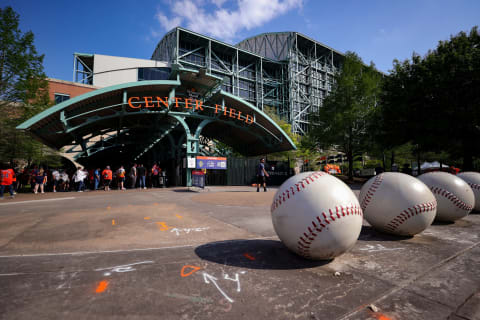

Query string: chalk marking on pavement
165 292 213 304
243 253 256 260
0 197 76 206
338 240 480 320
0 236 278 258
95 280 109 293
180 265 202 277
95 261 154 272
0 273 25 276
156 221 171 231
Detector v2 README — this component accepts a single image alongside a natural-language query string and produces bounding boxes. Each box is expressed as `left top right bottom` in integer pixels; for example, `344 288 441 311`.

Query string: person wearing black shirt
137 164 147 189
256 158 269 192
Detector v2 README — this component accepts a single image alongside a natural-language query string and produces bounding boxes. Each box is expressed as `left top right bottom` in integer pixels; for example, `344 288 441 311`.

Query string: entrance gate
17 66 296 186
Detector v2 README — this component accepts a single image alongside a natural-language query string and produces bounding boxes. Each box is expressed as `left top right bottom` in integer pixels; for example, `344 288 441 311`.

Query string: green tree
263 106 300 166
308 52 382 179
0 6 57 166
0 6 48 105
381 26 480 170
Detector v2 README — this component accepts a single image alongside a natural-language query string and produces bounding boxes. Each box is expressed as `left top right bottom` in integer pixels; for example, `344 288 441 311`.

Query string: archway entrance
17 66 296 186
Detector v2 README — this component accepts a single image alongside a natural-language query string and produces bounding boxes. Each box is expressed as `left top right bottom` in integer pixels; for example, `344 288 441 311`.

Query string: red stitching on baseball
271 172 328 213
296 204 363 258
360 174 384 212
466 182 480 191
384 201 437 232
430 186 473 211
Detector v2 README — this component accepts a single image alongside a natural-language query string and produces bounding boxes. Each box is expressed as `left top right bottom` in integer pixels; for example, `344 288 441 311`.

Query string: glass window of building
138 67 171 81
54 93 70 104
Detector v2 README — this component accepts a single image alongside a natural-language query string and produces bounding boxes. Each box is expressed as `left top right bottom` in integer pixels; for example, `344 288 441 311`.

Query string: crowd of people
0 163 167 199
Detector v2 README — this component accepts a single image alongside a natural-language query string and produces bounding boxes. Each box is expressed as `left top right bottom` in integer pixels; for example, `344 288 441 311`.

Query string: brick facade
47 78 97 103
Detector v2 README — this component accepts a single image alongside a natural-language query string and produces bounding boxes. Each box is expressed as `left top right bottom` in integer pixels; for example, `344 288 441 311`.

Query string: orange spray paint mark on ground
180 265 201 277
95 280 109 293
175 214 183 219
373 313 393 320
156 222 171 231
144 217 151 220
112 220 115 226
243 253 256 261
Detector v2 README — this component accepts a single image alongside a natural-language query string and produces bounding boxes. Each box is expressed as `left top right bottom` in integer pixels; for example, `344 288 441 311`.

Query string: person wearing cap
102 166 113 191
256 158 269 192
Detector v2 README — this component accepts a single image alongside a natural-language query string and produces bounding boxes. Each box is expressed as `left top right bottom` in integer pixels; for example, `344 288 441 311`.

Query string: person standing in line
137 164 146 189
94 168 100 190
73 167 86 192
102 166 112 191
0 164 15 199
60 170 69 192
33 167 47 194
88 168 94 190
82 168 89 191
30 165 38 190
18 167 29 192
129 163 137 189
52 168 60 192
8 166 16 195
256 158 269 192
117 165 126 190
151 164 159 188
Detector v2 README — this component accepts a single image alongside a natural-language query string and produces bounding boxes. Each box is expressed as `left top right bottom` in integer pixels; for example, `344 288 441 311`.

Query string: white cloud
156 13 183 32
154 0 303 42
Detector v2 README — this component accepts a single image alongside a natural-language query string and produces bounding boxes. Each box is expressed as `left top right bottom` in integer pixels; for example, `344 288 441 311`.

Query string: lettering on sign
127 96 255 125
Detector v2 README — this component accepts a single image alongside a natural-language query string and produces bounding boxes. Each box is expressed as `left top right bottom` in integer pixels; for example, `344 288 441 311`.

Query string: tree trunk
348 127 353 180
348 149 353 181
390 150 395 171
417 150 421 176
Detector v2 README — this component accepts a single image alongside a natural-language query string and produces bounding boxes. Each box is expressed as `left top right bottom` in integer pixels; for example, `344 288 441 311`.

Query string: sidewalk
0 186 478 319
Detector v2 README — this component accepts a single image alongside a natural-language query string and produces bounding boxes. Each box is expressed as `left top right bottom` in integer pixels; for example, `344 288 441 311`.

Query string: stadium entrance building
17 66 296 186
18 27 344 186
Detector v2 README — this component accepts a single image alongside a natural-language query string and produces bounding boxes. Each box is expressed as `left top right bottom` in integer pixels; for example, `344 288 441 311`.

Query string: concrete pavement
0 186 479 319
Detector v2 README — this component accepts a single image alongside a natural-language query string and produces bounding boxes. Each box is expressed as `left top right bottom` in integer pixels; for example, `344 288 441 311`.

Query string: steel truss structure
73 53 94 85
152 28 343 135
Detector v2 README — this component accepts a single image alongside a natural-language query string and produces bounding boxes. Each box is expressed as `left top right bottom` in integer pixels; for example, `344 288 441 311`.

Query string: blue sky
6 0 479 81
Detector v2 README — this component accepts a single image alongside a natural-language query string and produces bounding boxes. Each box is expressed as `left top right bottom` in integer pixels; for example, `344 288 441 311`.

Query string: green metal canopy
17 68 296 166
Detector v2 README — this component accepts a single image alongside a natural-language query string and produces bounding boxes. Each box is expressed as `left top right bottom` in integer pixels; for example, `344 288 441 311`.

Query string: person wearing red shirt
8 168 16 194
0 164 15 199
102 166 113 191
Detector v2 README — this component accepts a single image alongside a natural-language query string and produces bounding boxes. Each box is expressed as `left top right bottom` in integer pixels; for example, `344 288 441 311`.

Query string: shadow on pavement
195 239 331 270
172 189 199 193
432 220 455 226
358 225 413 241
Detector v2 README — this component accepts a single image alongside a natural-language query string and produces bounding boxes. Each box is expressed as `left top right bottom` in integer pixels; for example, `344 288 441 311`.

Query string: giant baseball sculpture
418 172 474 221
457 172 480 211
271 172 363 260
359 172 437 236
